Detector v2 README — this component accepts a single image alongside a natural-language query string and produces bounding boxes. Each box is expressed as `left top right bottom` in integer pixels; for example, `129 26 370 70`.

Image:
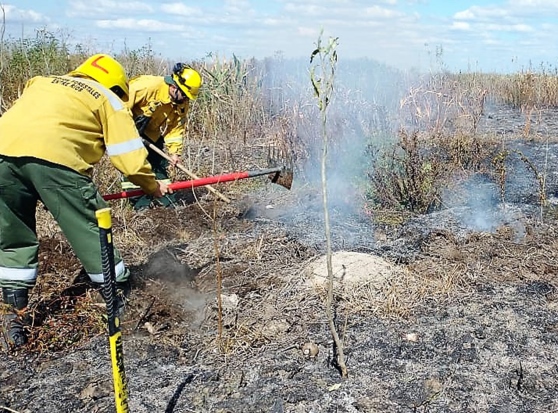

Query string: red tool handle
103 168 281 201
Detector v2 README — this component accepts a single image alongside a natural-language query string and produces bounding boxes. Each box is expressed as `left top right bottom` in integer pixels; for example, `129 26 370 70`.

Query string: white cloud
96 18 185 32
262 18 287 27
224 0 251 12
283 1 402 21
454 6 510 21
485 23 533 33
160 3 203 17
67 0 154 17
453 9 475 20
509 23 533 32
509 0 558 8
283 3 322 16
450 21 471 31
3 4 49 24
363 5 404 18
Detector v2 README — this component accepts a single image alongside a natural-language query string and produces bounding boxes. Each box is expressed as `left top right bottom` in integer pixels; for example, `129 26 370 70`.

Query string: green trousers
0 156 128 289
121 138 176 210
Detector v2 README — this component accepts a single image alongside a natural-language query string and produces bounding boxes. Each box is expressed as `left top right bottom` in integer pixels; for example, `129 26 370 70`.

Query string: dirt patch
305 251 397 288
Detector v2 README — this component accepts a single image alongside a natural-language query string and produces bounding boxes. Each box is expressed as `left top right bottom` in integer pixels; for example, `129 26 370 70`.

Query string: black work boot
97 281 131 317
2 288 29 347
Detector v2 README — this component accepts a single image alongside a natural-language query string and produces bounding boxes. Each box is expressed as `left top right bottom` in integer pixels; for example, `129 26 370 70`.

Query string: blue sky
2 0 558 73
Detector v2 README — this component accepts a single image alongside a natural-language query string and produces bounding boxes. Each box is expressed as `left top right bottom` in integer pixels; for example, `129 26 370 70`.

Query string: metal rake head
267 145 294 190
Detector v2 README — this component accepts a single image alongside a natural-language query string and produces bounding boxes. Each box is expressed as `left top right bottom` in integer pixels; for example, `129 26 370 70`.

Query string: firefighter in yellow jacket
122 63 202 209
0 54 171 348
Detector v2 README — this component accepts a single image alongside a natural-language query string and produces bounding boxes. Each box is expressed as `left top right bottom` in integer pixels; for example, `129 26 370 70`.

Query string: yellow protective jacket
0 75 158 194
126 75 189 155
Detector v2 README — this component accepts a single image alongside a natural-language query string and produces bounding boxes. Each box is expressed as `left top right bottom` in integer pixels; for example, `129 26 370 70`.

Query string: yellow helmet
170 64 202 100
69 54 129 101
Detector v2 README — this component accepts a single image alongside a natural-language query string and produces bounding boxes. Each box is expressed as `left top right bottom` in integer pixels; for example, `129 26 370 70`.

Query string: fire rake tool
103 167 293 201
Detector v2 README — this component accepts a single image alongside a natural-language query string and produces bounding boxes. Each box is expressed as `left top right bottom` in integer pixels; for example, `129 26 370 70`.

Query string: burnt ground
3 105 558 413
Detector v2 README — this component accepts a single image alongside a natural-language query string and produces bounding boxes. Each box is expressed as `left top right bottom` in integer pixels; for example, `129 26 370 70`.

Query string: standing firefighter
122 63 202 209
0 54 172 348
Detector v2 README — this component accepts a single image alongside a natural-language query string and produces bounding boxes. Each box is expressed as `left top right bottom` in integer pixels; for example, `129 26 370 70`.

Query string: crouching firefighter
0 54 171 348
121 63 203 210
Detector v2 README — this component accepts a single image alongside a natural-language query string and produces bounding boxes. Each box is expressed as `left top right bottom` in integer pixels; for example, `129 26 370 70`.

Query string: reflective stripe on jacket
0 75 158 194
126 75 189 155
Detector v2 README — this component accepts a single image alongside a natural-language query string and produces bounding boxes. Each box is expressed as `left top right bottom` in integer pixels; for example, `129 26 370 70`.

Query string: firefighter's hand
152 180 173 198
169 154 180 166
